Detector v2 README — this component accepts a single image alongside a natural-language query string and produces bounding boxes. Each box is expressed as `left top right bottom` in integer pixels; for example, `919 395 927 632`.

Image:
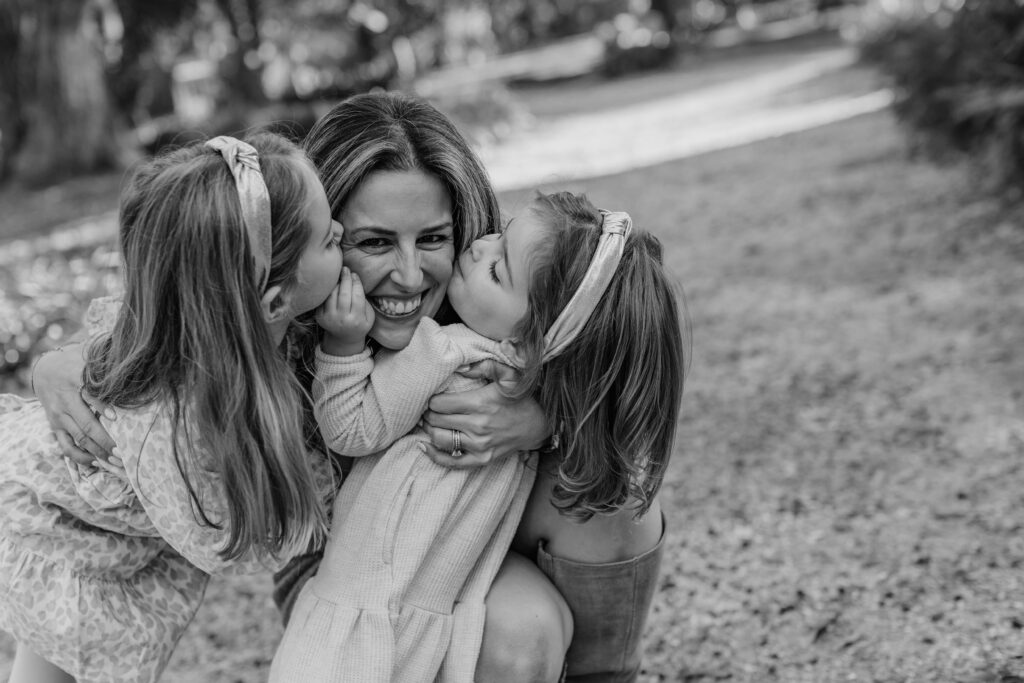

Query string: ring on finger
450 428 462 458
78 386 101 419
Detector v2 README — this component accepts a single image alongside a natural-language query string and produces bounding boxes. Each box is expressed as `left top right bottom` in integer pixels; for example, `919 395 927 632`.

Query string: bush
859 0 1024 199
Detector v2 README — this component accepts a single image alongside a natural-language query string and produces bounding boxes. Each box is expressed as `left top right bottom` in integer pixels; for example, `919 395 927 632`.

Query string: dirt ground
3 55 1024 683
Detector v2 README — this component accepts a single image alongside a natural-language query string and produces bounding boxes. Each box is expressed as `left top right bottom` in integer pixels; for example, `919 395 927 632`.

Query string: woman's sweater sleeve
312 318 468 457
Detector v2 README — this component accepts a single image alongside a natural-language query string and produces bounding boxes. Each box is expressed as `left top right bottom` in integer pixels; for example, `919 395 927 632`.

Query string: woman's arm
420 359 550 468
32 296 122 465
32 343 116 464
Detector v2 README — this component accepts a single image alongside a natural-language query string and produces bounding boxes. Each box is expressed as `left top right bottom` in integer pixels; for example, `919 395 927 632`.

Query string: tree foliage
860 0 1024 199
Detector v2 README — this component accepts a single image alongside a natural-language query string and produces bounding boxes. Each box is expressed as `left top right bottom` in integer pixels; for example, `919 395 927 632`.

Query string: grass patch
3 108 1024 681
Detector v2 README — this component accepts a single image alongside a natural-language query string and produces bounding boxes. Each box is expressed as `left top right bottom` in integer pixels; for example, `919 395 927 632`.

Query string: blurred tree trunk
0 0 23 182
111 0 197 124
11 0 121 185
214 0 267 105
651 0 682 34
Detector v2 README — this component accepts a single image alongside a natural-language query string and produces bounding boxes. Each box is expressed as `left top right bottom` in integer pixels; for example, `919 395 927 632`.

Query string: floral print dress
0 298 326 682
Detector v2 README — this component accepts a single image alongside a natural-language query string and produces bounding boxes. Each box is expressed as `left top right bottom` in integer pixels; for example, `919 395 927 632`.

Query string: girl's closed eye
488 261 500 284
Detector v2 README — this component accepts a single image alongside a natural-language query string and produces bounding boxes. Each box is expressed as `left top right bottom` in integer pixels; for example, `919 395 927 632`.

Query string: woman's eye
418 233 452 247
489 261 500 284
353 237 391 250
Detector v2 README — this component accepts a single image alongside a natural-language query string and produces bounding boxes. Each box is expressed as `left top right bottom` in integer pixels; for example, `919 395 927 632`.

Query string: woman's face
339 169 455 350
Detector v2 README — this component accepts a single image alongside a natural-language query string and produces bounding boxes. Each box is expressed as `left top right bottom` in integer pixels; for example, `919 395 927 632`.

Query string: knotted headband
205 136 273 290
541 209 633 362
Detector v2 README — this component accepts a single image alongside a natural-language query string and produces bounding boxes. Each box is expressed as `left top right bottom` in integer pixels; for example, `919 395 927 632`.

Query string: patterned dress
269 319 537 683
0 299 328 683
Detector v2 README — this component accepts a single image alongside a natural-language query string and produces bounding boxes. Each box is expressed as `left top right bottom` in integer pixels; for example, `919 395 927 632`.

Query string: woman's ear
260 285 292 324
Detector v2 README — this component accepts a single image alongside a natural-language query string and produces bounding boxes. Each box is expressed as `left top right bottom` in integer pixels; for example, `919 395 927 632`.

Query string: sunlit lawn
3 90 1024 681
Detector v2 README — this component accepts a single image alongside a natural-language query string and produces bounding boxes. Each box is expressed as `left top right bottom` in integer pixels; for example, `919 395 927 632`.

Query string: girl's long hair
83 132 329 561
513 192 689 521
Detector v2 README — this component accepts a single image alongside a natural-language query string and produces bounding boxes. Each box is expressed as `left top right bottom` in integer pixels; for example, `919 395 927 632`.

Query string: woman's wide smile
368 292 425 318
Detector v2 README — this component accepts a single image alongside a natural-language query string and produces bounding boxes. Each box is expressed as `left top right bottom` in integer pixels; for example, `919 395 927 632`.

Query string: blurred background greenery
2 0 1023 392
0 0 841 186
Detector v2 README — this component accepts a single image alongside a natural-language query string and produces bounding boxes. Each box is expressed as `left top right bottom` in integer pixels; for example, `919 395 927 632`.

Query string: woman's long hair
83 132 329 561
512 192 689 521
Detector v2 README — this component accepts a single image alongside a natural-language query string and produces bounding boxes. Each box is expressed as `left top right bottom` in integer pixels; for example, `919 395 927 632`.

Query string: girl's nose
469 239 484 261
470 233 499 261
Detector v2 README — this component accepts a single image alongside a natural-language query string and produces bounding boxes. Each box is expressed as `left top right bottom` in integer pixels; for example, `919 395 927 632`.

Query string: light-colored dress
270 318 537 683
0 298 327 683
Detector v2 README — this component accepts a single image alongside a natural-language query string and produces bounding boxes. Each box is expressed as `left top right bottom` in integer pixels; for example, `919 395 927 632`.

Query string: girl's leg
478 551 573 683
515 468 665 683
8 644 75 683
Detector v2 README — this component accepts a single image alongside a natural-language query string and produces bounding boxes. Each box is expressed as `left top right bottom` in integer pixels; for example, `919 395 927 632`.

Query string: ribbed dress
0 298 333 683
269 318 537 683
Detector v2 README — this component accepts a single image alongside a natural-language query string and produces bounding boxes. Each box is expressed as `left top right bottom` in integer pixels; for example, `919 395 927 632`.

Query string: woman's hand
421 359 549 469
32 344 116 465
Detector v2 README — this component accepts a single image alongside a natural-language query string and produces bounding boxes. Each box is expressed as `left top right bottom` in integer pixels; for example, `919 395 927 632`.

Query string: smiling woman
338 169 455 350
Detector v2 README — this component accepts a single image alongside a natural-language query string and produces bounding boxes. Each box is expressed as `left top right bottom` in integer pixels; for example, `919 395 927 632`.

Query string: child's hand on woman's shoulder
317 266 375 356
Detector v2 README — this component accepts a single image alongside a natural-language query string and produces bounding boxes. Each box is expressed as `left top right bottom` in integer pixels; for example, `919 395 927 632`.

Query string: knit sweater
269 318 537 683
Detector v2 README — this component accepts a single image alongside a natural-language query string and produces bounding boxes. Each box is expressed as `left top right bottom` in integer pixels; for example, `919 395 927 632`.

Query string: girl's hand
316 267 375 356
32 344 116 465
420 359 549 469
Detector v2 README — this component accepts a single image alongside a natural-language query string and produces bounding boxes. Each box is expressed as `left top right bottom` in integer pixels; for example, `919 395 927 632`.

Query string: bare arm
420 359 549 469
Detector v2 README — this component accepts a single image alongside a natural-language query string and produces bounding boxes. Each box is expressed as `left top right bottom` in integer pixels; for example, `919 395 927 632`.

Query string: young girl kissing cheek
446 209 553 342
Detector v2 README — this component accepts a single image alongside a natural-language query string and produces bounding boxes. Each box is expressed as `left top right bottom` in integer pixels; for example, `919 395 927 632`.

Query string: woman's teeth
371 295 422 317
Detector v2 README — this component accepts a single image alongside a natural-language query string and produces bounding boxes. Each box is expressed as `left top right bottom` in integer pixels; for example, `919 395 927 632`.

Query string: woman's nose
390 247 424 289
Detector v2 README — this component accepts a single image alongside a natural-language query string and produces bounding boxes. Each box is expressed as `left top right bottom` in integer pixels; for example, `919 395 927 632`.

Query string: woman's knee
478 552 573 683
